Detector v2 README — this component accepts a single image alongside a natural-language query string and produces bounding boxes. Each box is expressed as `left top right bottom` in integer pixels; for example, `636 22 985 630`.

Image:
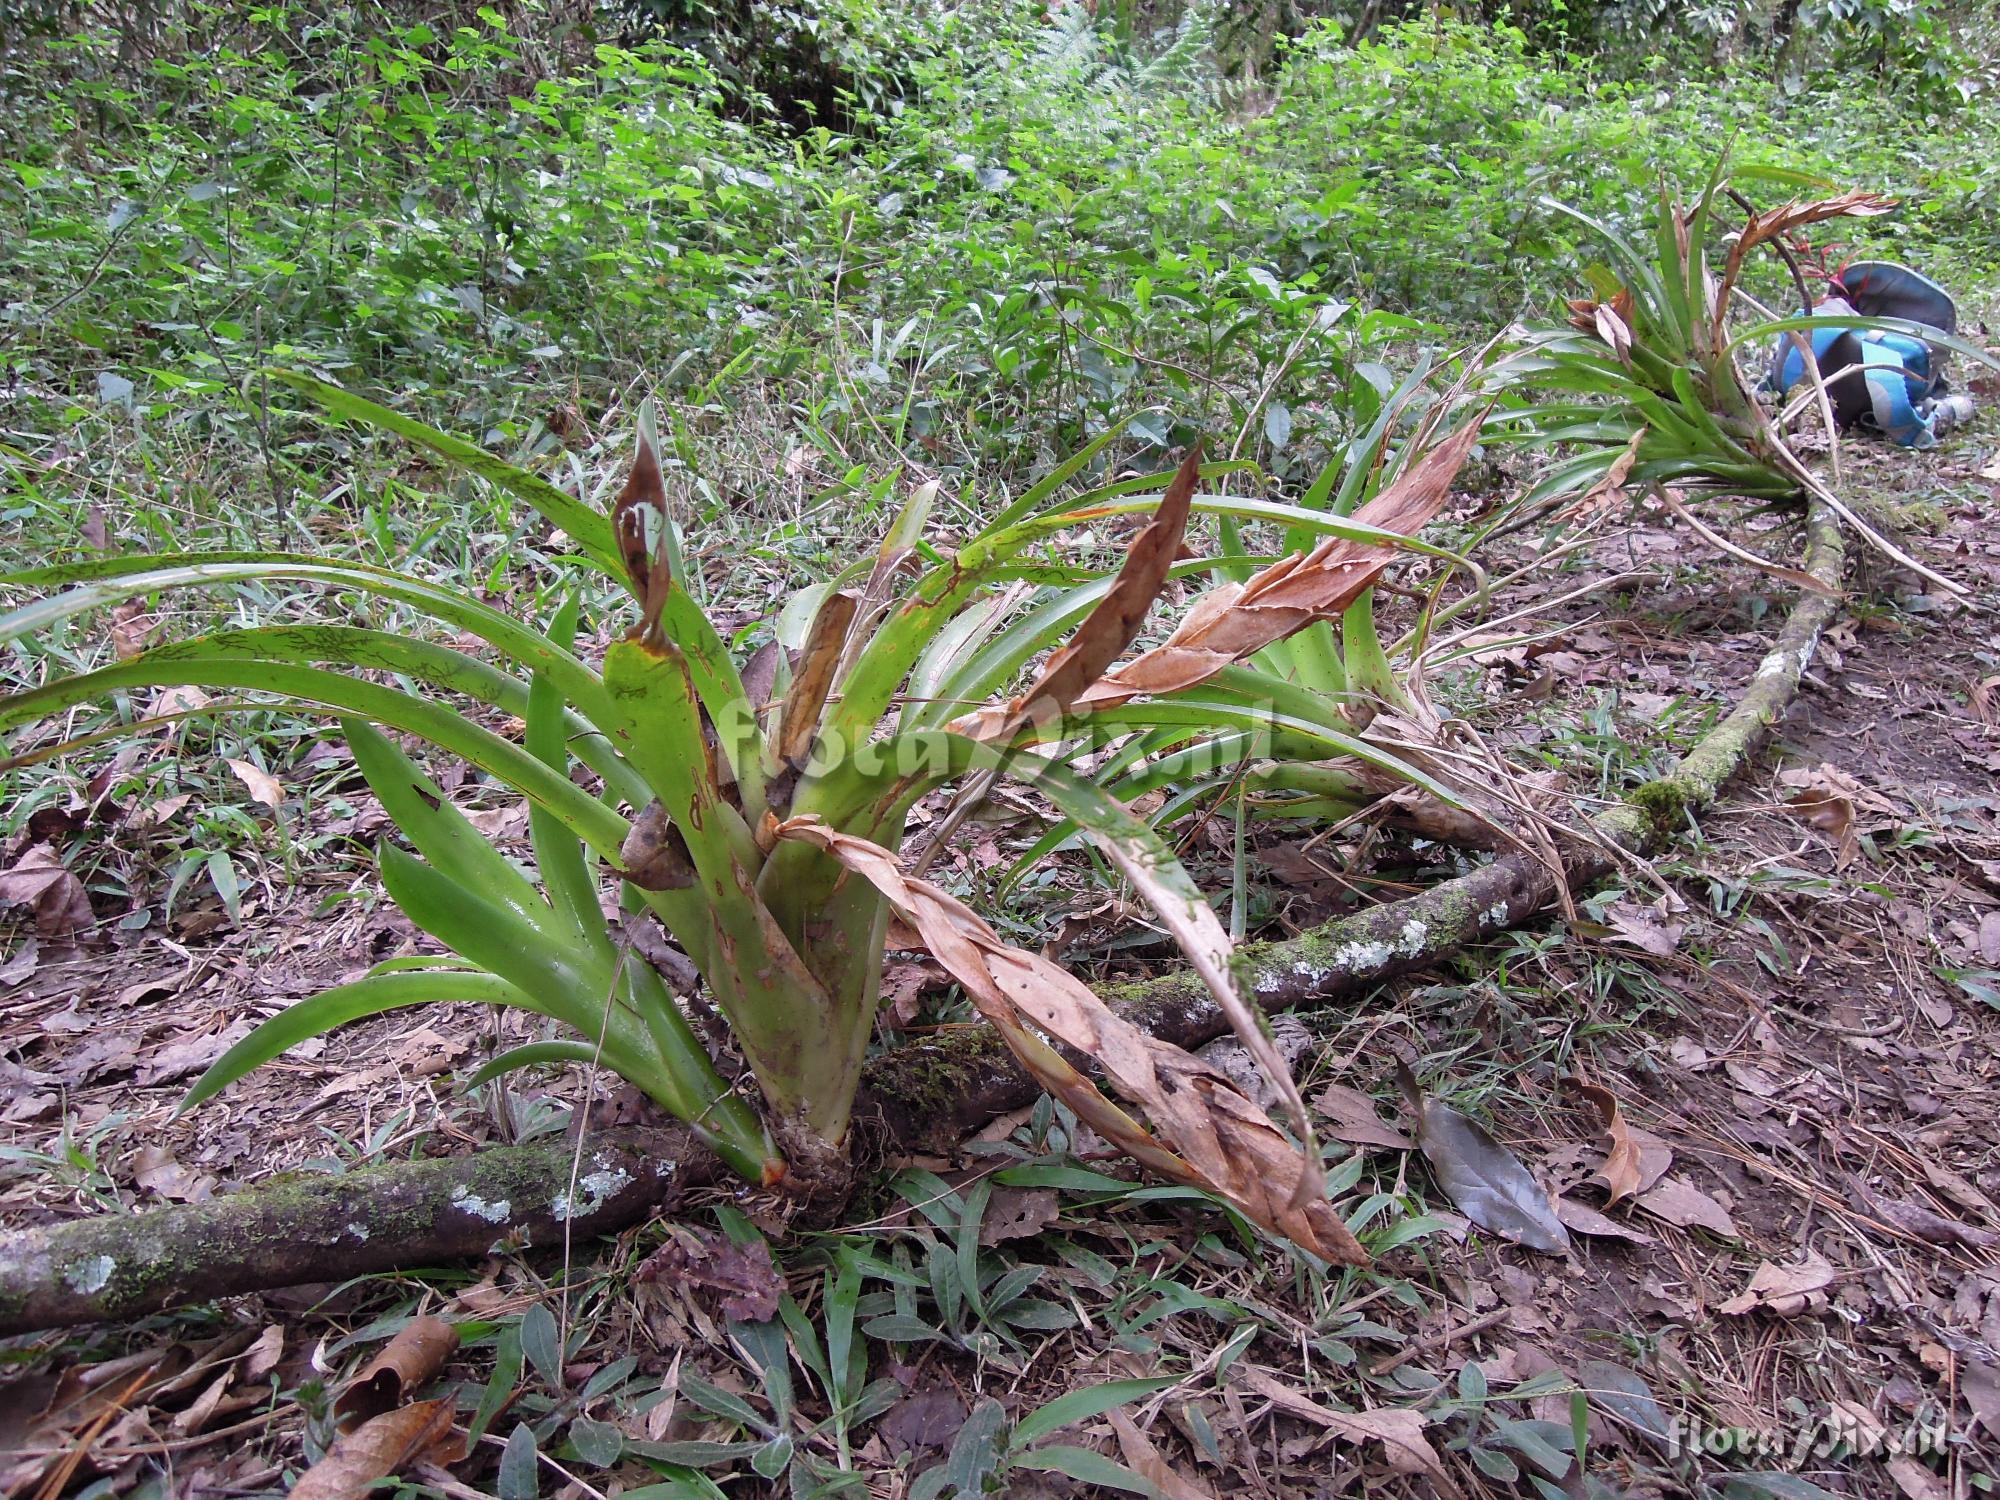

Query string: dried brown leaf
110 599 155 659
979 1186 1059 1246
1073 419 1478 711
1716 1249 1837 1316
1737 191 1897 258
774 817 1366 1264
634 1226 784 1323
1599 898 1684 959
0 845 94 943
1562 428 1644 523
1107 1408 1217 1500
171 1370 235 1435
1593 302 1634 362
1233 1364 1459 1497
243 1326 285 1381
291 1398 464 1500
1397 1063 1568 1254
1571 1078 1644 1205
955 443 1201 742
1777 762 1898 867
611 430 673 623
1555 1197 1655 1244
777 589 859 764
226 759 283 814
1634 1174 1737 1236
333 1316 461 1431
1313 1083 1414 1151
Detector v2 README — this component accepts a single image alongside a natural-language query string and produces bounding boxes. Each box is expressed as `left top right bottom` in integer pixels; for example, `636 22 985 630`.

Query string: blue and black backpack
1766 261 1967 448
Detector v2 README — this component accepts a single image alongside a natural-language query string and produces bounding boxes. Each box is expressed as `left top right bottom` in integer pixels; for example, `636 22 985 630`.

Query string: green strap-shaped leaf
0 657 631 856
1340 589 1408 717
347 719 562 942
380 843 616 1028
463 1040 604 1089
0 557 608 715
180 969 535 1114
526 654 616 964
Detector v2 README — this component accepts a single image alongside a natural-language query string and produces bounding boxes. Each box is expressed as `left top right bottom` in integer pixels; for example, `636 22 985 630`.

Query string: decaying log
0 1128 719 1336
0 506 1844 1337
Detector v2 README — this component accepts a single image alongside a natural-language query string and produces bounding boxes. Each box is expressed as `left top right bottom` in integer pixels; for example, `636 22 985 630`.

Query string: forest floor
4 396 2000 1496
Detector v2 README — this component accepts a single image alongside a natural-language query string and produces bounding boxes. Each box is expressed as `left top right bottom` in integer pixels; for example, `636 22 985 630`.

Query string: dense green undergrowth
2 0 1997 921
3 7 1995 555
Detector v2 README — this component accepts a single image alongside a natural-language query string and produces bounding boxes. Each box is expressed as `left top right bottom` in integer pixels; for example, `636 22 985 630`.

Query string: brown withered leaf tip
775 816 1369 1266
1072 417 1482 712
954 441 1202 743
612 432 675 636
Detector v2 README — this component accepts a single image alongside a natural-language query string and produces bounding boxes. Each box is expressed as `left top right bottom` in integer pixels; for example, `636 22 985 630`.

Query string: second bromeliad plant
0 376 1481 1264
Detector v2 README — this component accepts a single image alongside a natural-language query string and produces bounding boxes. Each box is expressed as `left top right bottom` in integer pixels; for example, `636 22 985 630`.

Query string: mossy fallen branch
0 1128 715 1337
0 505 1843 1335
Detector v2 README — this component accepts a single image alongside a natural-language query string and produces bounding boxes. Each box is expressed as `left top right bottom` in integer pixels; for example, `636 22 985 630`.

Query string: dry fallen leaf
634 1225 785 1322
776 817 1365 1264
1885 1453 1950 1500
226 758 284 813
1777 762 1900 867
978 1186 1060 1246
148 684 213 719
130 1144 215 1204
291 1397 464 1500
0 844 94 944
1555 1197 1655 1244
1397 1062 1569 1254
1313 1082 1415 1151
1634 1174 1737 1237
1717 1250 1837 1317
1571 1078 1644 1205
1234 1364 1460 1497
243 1326 285 1381
333 1316 461 1431
1600 899 1685 959
776 589 860 764
1107 1407 1217 1500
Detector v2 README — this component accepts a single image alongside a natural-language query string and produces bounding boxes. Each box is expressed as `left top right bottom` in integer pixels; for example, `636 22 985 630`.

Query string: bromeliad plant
995 362 1492 868
0 376 1471 1259
1485 158 1999 589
